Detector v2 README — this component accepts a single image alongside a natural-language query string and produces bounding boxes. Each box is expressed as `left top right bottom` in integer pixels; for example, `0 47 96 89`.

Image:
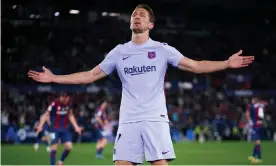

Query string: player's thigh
51 131 61 145
96 130 104 142
256 128 263 143
100 130 109 144
151 159 168 165
252 128 262 142
51 132 59 150
142 121 176 162
101 137 108 145
99 136 108 146
113 123 144 164
60 131 72 144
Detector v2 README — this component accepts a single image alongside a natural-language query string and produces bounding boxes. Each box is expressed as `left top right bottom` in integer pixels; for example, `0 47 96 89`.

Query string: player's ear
148 23 154 30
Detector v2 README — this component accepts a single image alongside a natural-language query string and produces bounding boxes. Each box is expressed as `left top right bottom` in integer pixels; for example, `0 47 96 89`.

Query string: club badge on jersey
148 52 156 59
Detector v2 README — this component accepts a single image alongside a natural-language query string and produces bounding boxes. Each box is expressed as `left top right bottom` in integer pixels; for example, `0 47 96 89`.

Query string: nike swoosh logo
123 56 131 60
162 151 170 154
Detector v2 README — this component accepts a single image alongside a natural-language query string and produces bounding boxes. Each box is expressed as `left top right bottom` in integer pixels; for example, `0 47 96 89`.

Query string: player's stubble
131 25 148 34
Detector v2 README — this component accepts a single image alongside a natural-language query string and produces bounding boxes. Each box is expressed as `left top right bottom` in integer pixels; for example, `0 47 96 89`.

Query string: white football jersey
99 38 184 124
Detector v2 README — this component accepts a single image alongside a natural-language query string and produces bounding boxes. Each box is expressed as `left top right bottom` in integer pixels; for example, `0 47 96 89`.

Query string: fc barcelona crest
148 52 156 59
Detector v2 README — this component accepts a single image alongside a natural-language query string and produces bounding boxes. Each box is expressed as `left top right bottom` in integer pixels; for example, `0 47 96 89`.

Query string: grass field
1 141 276 165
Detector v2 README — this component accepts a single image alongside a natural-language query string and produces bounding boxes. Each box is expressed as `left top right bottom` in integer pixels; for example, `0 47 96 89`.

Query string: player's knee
96 140 102 147
41 136 47 141
102 138 108 145
66 146 72 151
97 138 106 147
115 160 135 165
150 159 169 165
65 144 72 150
64 142 72 150
256 140 261 145
51 144 58 151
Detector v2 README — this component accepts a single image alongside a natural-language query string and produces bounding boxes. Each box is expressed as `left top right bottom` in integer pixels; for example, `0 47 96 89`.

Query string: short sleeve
99 45 120 75
96 111 102 117
162 44 184 67
47 102 55 112
258 107 264 119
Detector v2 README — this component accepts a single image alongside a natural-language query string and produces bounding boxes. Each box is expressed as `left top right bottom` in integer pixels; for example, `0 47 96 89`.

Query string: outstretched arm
28 65 106 84
28 45 120 84
178 50 254 74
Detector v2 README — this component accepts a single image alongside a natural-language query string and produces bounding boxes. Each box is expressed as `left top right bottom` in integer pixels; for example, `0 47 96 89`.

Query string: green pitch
2 141 276 165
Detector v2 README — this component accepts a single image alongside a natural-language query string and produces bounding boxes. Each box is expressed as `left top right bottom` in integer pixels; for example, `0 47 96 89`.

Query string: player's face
102 101 108 108
60 96 66 104
130 8 153 34
60 96 70 104
65 96 70 103
252 97 258 104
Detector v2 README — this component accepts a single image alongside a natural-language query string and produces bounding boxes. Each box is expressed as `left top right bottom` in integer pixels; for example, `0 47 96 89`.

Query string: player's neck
131 32 149 45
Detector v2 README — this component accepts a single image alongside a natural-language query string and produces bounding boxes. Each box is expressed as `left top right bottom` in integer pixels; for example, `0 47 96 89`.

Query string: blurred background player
34 115 52 152
244 118 254 142
36 93 82 165
246 96 266 164
5 111 19 144
93 101 110 159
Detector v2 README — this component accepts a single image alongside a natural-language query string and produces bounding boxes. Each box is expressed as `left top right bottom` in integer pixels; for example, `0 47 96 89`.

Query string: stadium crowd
2 87 276 143
2 2 276 88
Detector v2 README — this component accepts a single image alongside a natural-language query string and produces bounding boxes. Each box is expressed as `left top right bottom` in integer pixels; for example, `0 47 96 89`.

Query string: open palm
28 66 55 83
228 50 254 68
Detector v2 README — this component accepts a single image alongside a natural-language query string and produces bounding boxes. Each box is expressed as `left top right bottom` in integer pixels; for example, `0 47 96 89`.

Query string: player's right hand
28 66 55 83
75 126 83 135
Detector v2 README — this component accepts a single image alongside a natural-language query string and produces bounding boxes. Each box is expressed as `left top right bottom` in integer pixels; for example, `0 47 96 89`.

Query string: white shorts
113 121 175 164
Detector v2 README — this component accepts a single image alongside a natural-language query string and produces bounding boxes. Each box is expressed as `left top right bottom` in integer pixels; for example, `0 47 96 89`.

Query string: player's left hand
36 126 43 135
228 50 254 68
75 126 83 135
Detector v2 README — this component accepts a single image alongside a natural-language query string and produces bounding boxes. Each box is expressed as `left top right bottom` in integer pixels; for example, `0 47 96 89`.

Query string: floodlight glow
102 12 108 16
69 10 79 14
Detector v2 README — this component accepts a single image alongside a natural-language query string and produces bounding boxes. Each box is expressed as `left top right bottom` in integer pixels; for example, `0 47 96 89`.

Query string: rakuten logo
124 65 156 76
57 111 68 115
